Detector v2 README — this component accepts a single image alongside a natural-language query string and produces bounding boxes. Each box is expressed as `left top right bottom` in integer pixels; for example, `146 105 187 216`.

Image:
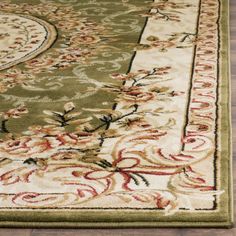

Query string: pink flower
24 126 65 136
0 136 60 159
121 89 155 103
2 106 28 119
57 19 80 31
70 35 100 45
26 56 56 72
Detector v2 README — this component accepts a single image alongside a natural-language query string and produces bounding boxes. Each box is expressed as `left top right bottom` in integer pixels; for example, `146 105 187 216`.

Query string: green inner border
0 0 233 228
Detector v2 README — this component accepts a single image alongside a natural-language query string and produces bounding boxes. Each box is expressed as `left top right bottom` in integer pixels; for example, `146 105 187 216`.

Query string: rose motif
121 89 155 103
70 35 100 45
26 56 56 72
2 106 28 119
59 53 82 63
0 132 98 160
0 136 60 159
23 125 64 136
57 20 80 31
152 40 175 52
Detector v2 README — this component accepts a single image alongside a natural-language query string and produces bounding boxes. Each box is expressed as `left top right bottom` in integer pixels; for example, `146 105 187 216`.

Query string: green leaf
146 35 159 41
43 110 63 116
44 118 61 125
68 117 92 125
64 102 75 113
65 112 82 119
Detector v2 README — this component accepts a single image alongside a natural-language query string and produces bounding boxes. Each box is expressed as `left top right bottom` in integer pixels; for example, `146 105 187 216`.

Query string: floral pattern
0 1 108 92
0 0 224 217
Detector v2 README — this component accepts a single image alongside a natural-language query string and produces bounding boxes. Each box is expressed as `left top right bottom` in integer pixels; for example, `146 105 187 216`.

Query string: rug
0 0 232 228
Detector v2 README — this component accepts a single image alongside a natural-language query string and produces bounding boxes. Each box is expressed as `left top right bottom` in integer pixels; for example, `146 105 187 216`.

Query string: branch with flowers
136 32 197 52
141 0 194 22
80 66 178 141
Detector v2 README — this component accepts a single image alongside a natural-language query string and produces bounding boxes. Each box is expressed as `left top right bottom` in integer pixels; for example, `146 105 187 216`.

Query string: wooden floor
0 1 235 236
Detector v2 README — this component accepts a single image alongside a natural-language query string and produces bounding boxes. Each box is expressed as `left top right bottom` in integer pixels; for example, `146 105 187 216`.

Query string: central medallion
0 14 57 71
